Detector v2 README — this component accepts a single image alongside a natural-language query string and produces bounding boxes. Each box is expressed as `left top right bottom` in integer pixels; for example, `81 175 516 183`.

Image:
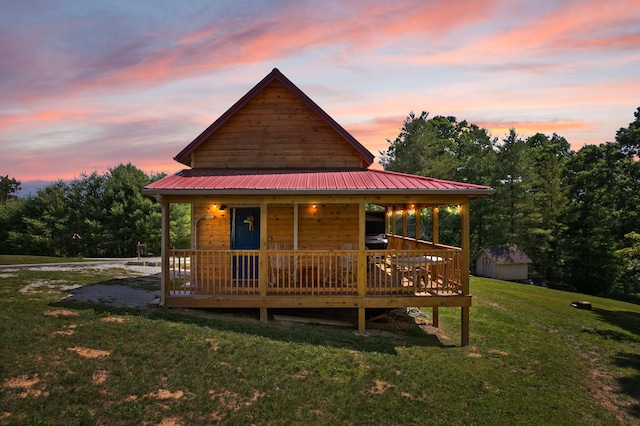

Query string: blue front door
232 208 260 281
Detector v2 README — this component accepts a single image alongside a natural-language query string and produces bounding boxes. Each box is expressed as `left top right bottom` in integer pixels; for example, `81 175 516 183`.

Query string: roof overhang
142 168 494 199
142 188 494 197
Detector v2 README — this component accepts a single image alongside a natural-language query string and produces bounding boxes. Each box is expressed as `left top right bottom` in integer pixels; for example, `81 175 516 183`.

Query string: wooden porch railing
168 246 463 297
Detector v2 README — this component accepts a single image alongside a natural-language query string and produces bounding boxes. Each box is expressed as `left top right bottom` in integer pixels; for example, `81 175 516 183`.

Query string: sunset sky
2 0 639 183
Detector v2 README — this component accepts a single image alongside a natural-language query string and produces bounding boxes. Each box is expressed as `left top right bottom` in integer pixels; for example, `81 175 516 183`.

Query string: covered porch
154 193 476 345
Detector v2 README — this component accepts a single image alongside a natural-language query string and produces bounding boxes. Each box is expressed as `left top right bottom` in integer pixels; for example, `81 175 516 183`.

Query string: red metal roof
143 168 493 196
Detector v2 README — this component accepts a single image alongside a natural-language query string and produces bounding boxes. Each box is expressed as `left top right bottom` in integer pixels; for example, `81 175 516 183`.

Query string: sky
1 0 640 184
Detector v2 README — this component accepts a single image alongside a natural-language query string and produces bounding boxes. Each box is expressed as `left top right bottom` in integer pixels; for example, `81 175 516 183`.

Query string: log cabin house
142 68 493 345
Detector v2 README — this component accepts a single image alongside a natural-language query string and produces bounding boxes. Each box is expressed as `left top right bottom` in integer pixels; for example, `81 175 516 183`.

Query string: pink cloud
344 115 407 154
421 0 640 66
7 0 502 104
0 107 97 129
6 133 183 182
539 0 640 52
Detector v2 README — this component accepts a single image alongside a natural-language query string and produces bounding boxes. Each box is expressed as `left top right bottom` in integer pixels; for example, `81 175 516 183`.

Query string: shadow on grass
53 275 451 355
612 352 640 419
588 308 640 419
591 307 640 340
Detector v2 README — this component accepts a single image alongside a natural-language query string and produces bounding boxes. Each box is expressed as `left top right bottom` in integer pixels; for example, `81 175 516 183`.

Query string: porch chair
268 243 297 287
337 243 358 286
393 244 420 289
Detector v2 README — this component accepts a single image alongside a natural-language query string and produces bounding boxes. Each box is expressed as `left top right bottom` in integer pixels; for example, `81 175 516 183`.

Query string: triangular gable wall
175 69 374 169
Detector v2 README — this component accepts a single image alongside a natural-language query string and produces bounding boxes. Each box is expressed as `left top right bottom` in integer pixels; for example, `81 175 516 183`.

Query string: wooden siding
192 81 364 169
475 252 529 281
266 204 294 247
298 204 359 250
495 264 529 281
192 203 230 250
194 202 360 251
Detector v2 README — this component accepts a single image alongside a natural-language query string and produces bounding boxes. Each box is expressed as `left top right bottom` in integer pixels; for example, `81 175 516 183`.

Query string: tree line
0 164 190 258
381 107 640 298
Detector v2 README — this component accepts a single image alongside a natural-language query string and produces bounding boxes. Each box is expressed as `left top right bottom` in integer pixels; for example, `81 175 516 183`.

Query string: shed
473 247 532 281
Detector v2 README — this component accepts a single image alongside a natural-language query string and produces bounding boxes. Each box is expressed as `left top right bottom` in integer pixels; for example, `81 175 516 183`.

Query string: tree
0 197 26 253
67 172 107 257
102 163 161 256
0 175 21 203
171 203 191 249
616 107 640 157
32 181 70 256
563 143 625 294
490 129 537 247
524 133 572 281
380 112 500 251
615 232 640 297
453 122 498 252
380 111 432 174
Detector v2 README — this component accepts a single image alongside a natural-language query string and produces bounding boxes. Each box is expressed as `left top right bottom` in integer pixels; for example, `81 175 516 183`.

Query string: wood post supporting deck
357 204 367 335
358 307 366 335
462 307 470 346
461 200 471 346
160 198 170 307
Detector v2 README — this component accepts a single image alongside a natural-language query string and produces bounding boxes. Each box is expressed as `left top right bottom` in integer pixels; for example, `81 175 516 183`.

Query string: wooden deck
164 248 465 306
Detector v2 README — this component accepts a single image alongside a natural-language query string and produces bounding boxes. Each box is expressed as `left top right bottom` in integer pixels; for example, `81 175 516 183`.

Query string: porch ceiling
143 168 494 197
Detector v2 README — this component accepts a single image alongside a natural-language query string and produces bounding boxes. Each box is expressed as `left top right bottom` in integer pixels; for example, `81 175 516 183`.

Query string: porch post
384 207 390 234
293 202 299 250
401 208 407 238
414 206 421 241
259 203 268 321
160 197 170 306
432 206 440 324
357 203 367 335
432 207 439 245
391 207 397 239
461 199 471 346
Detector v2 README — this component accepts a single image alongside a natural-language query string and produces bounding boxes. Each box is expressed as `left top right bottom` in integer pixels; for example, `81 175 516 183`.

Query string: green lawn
0 255 92 265
0 266 638 425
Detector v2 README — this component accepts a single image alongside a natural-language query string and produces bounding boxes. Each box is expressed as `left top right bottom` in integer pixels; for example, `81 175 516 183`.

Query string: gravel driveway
3 259 162 309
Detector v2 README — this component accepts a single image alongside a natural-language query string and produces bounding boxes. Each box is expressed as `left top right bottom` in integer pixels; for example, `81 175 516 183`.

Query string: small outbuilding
473 247 532 281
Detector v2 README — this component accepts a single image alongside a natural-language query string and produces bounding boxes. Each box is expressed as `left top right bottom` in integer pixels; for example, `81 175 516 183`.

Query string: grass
0 255 95 265
0 265 639 425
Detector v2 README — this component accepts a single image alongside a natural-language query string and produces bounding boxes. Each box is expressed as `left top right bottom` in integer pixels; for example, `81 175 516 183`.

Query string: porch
167 246 462 298
151 197 478 345
163 236 469 339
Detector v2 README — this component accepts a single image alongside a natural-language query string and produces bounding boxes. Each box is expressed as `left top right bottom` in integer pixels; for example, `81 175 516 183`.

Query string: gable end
174 69 375 169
